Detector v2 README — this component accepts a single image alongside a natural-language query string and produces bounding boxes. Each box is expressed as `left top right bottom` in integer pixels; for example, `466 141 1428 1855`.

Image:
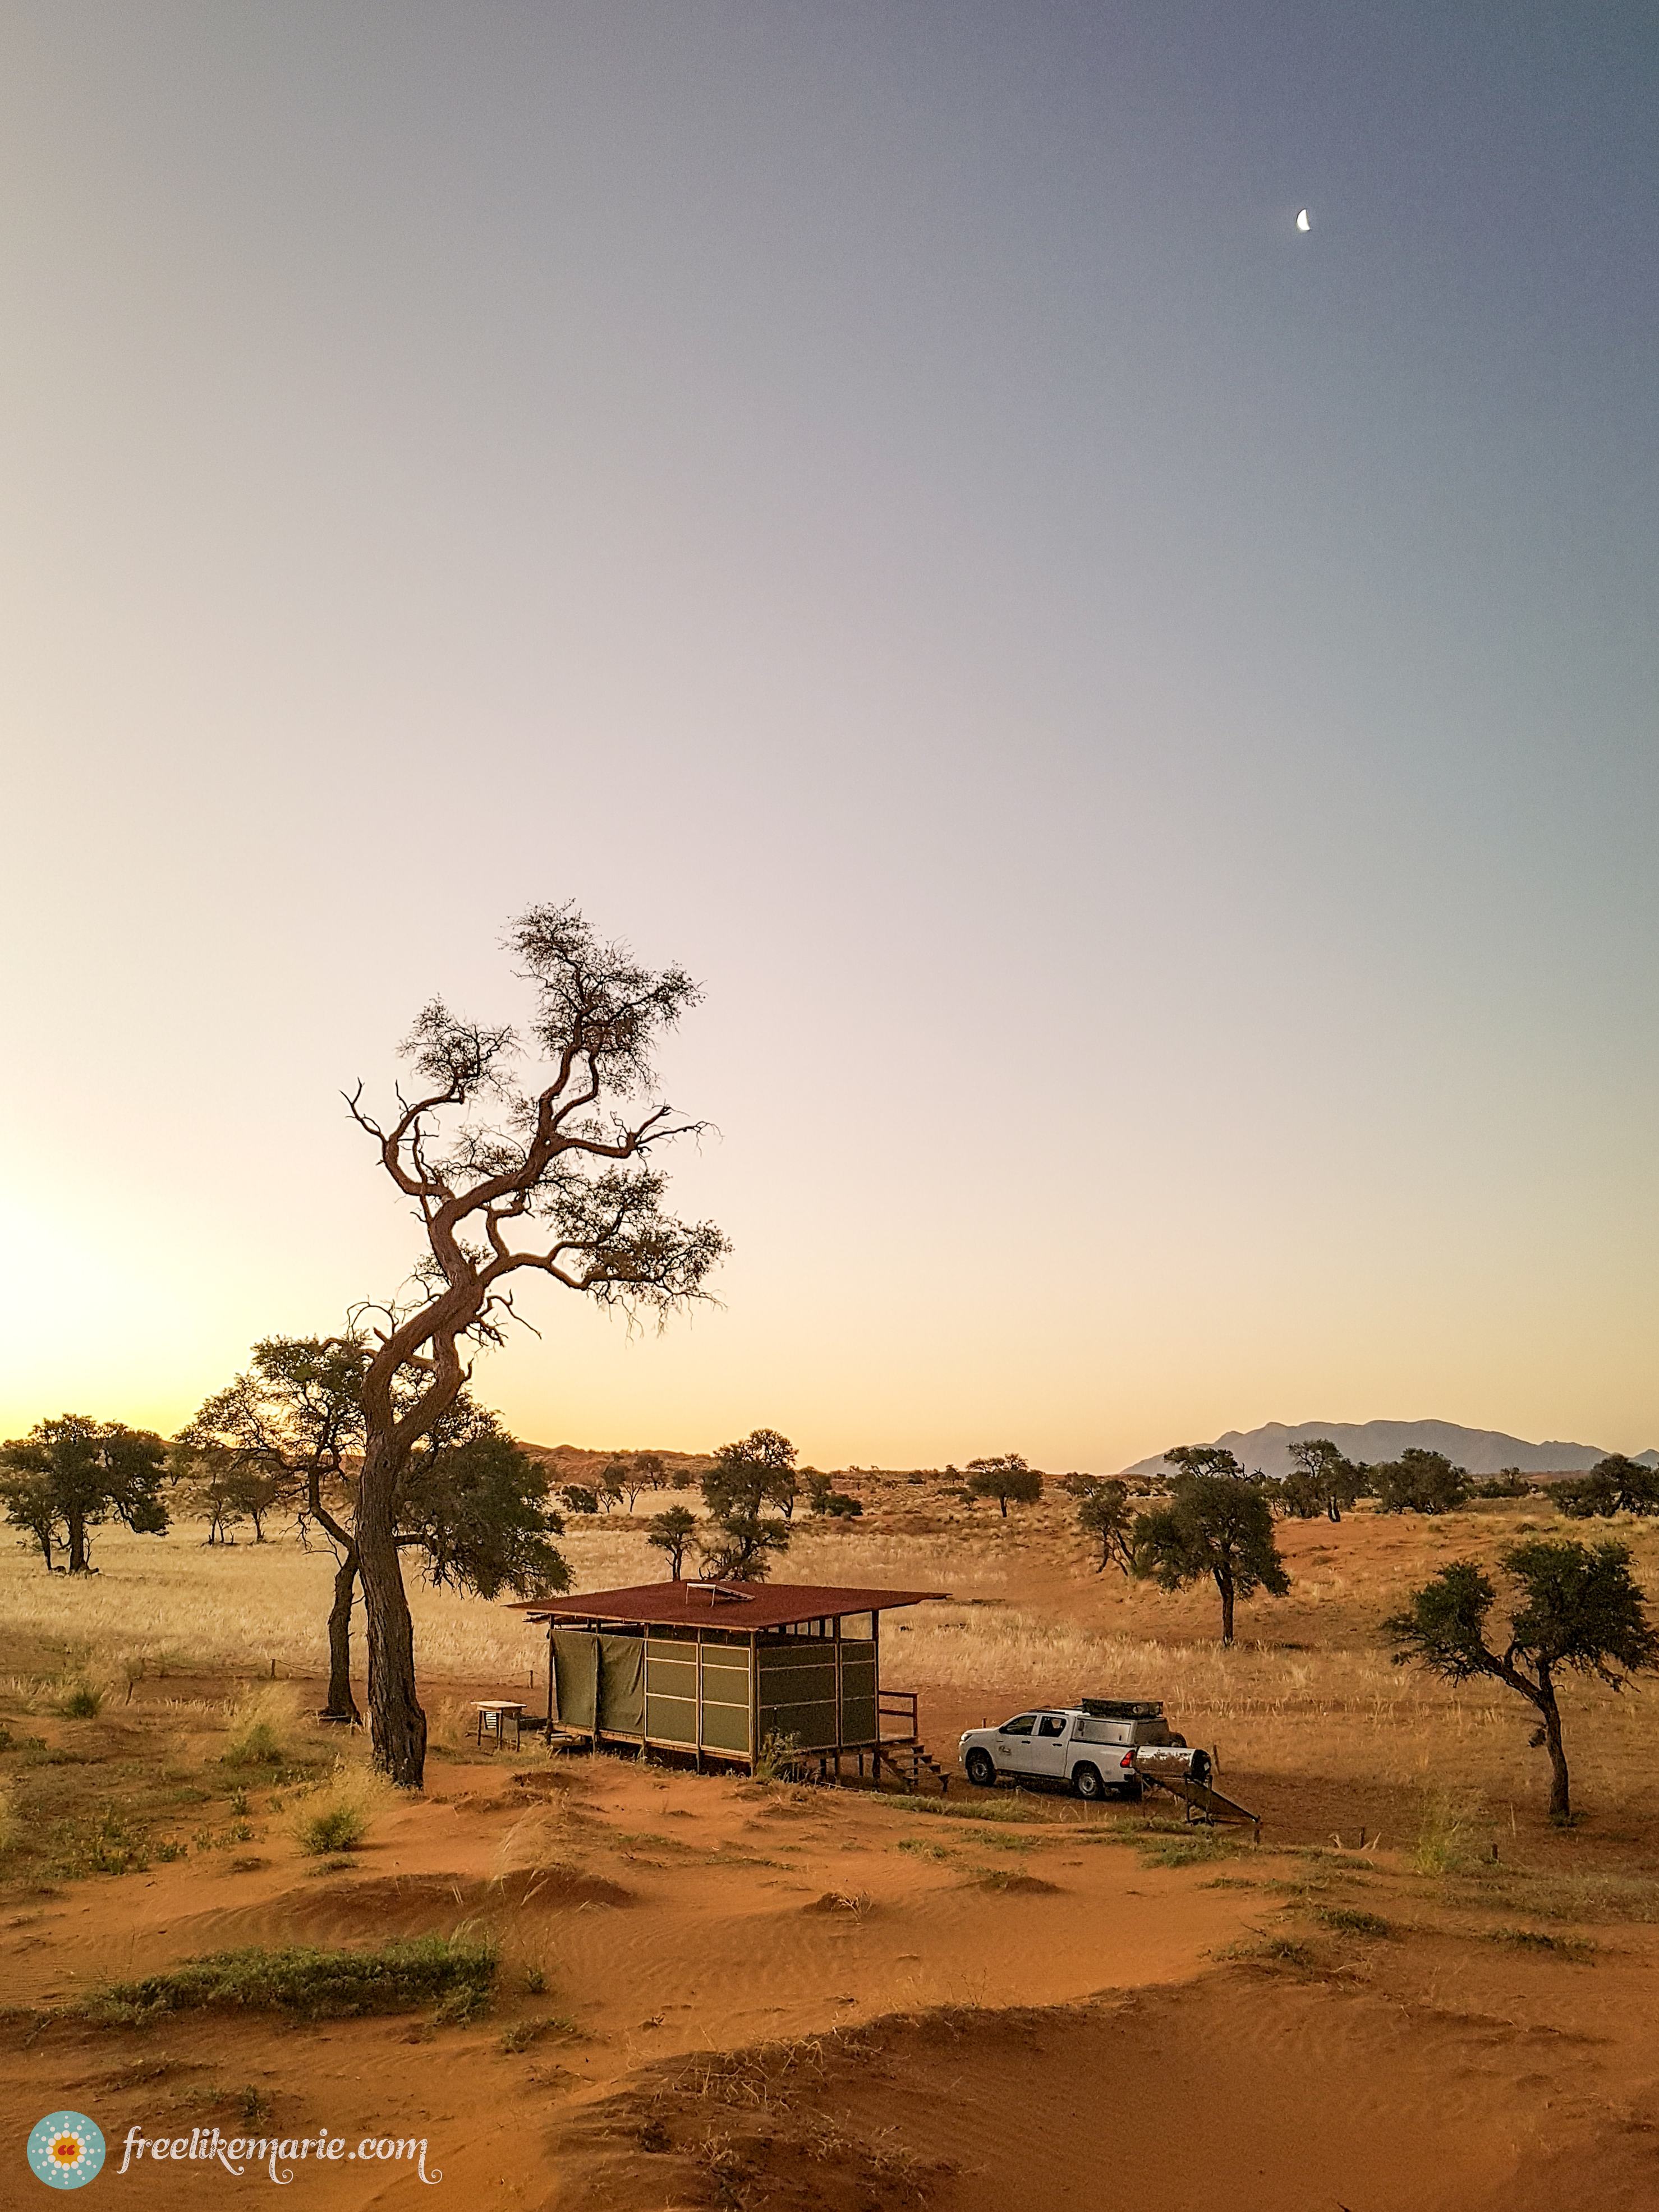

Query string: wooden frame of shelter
509 1579 947 1781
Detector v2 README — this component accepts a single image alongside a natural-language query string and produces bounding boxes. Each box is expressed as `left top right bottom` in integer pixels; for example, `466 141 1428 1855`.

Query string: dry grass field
4 1471 1659 2207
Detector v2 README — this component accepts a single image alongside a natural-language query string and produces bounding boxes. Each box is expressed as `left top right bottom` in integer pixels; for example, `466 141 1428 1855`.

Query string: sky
2 2 1655 1471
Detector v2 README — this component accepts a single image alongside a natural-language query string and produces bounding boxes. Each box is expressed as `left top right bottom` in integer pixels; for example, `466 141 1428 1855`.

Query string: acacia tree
1556 1456 1659 1520
647 1502 697 1579
1074 1478 1136 1574
966 1454 1043 1517
1372 1448 1468 1515
1132 1470 1289 1644
1384 1539 1658 1819
698 1430 797 1579
1282 1437 1368 1524
395 1399 569 1600
347 904 726 1785
633 1451 667 1495
0 1417 169 1573
177 1337 368 1720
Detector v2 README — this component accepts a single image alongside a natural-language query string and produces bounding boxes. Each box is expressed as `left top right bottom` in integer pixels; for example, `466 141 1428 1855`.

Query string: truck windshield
1037 1714 1067 1737
999 1714 1037 1736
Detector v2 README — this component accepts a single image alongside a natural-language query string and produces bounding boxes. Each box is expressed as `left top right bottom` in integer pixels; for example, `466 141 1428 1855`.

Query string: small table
474 1700 523 1751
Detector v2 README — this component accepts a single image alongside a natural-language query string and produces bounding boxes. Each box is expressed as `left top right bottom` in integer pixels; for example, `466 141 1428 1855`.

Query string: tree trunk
35 1526 53 1571
1216 1568 1235 1646
323 1549 362 1723
999 1496 1008 1519
1538 1672 1570 1820
356 1434 426 1786
66 1510 89 1575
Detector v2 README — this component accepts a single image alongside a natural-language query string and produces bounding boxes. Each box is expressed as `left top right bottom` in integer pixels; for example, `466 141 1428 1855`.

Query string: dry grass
288 1760 393 1856
6 1491 1659 1835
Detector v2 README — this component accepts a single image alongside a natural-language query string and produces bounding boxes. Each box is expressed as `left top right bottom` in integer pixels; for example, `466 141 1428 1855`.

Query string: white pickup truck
958 1697 1205 1802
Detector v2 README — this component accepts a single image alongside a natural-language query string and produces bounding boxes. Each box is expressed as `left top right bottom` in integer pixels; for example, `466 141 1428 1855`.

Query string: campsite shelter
510 1579 946 1777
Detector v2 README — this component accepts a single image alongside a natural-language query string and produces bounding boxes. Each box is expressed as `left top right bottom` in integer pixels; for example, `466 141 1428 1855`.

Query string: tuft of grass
896 1837 952 1861
87 1934 499 2024
967 1868 1061 1894
1412 1790 1472 1877
60 1681 104 1719
1486 1927 1597 1962
289 1764 389 1857
752 1730 805 1784
1314 1905 1394 1939
223 1686 300 1769
0 1781 15 1854
1225 1934 1320 1970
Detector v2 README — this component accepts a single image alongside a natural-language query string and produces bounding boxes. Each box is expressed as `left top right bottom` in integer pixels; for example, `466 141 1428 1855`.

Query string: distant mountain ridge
1119 1420 1659 1482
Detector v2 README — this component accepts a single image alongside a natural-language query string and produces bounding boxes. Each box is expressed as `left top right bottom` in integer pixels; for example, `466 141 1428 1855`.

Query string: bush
1373 1450 1468 1515
291 1765 388 1856
1555 1457 1659 1520
1476 1469 1533 1500
60 1680 104 1719
559 1484 599 1516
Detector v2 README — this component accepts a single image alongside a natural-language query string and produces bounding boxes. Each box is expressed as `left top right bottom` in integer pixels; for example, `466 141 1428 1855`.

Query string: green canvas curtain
552 1629 646 1733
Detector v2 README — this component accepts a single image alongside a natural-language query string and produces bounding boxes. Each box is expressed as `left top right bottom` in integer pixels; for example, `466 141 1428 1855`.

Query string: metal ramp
1133 1748 1260 1839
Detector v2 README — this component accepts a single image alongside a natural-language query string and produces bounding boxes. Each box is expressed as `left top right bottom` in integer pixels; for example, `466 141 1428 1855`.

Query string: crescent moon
1295 208 1312 233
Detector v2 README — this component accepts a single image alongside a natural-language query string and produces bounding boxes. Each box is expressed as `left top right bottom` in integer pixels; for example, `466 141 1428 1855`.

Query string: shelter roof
508 1579 947 1631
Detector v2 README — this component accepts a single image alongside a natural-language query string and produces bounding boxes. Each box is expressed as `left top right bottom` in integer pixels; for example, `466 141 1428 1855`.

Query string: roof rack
1079 1696 1164 1719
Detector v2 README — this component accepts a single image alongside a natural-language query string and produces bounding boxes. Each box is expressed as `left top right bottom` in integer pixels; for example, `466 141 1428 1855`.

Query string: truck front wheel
964 1750 996 1789
1071 1764 1105 1801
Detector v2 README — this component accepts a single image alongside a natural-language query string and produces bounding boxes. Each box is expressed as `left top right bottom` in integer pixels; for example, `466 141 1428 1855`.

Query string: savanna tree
1555 1456 1659 1520
176 1337 368 1719
1281 1437 1369 1523
1132 1473 1289 1645
698 1429 797 1579
1384 1539 1657 1819
1162 1443 1249 1483
966 1454 1043 1517
646 1502 697 1579
395 1398 569 1600
346 904 726 1784
1075 1478 1136 1574
1372 1448 1468 1516
0 1416 169 1573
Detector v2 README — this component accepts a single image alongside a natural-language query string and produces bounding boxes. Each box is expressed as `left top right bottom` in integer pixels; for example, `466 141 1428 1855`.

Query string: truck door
1025 1712 1071 1780
992 1713 1038 1773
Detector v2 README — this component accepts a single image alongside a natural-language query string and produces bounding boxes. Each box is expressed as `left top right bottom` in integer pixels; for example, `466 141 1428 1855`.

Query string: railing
879 1689 918 1742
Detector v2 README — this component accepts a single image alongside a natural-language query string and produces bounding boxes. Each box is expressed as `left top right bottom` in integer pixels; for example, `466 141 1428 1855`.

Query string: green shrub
61 1682 103 1719
299 1803 368 1855
88 1934 499 2024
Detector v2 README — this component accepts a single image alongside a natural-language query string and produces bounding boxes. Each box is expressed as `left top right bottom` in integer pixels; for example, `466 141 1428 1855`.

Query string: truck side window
999 1714 1037 1736
1037 1714 1066 1737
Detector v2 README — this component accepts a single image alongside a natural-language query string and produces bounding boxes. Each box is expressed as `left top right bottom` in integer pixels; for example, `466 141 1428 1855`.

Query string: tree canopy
698 1429 797 1579
1132 1473 1289 1644
1372 1448 1468 1515
1281 1437 1369 1523
1 1416 169 1573
965 1454 1043 1517
646 1503 697 1579
1384 1538 1658 1818
1074 1478 1136 1574
396 1398 568 1601
1555 1456 1659 1520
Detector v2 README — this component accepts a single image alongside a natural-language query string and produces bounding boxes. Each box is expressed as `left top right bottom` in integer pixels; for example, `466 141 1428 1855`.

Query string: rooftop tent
509 1579 946 1774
